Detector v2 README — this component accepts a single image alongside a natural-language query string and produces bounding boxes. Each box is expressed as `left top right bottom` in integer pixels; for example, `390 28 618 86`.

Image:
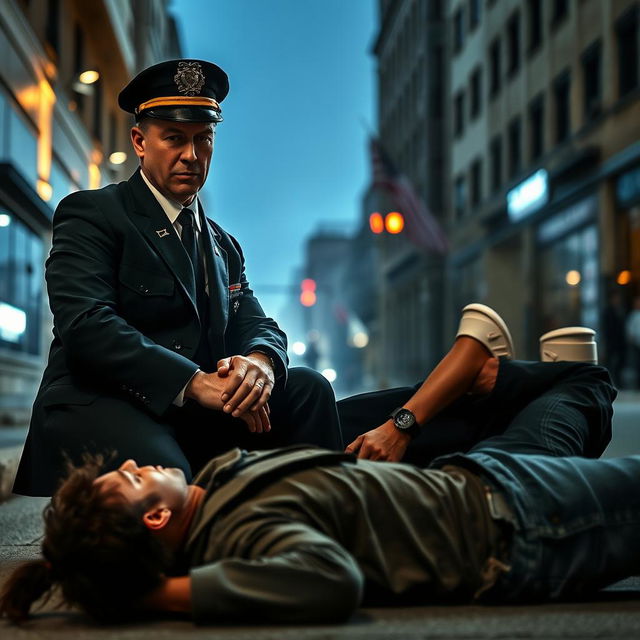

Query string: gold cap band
135 95 220 115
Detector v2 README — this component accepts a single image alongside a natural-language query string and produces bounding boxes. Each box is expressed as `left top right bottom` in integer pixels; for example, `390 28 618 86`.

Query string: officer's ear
131 126 146 159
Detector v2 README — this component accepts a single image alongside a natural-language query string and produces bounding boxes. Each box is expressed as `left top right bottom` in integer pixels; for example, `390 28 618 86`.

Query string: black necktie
178 208 207 317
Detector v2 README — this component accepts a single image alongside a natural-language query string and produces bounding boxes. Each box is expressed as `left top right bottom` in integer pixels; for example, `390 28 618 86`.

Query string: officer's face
131 119 215 205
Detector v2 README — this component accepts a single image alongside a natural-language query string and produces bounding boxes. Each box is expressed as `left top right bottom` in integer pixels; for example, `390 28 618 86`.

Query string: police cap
118 59 229 123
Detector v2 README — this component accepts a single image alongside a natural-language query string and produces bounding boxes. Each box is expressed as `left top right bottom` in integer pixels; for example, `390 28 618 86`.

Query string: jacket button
173 342 182 351
135 392 140 398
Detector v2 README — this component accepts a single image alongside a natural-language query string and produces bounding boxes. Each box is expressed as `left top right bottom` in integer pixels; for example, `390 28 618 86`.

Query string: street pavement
0 396 639 637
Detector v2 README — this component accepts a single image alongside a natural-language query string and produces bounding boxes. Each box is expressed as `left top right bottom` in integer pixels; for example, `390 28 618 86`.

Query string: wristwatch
388 407 420 438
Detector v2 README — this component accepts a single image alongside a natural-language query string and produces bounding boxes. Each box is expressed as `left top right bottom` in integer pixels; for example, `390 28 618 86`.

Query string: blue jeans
434 360 640 600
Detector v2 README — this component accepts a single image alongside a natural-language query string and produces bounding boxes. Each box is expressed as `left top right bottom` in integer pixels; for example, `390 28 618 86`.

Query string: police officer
14 59 342 496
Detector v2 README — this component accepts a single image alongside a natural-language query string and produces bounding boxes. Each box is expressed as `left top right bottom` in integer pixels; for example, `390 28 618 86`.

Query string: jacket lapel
200 206 229 336
125 170 199 317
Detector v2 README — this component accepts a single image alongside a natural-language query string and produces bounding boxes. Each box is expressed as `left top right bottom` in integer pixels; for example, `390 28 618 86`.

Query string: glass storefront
0 212 44 356
537 196 599 334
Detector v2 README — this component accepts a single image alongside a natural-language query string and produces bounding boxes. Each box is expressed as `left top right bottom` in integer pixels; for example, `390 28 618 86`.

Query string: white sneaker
456 303 515 359
539 327 598 364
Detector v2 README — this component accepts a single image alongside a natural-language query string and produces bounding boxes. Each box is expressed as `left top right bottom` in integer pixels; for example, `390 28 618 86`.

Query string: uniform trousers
39 366 342 486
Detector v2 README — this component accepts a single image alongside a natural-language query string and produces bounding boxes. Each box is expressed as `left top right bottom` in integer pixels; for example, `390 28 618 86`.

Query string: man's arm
146 523 363 623
46 190 198 415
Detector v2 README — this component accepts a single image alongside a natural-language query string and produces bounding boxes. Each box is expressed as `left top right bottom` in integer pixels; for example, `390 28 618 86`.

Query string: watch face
394 409 415 430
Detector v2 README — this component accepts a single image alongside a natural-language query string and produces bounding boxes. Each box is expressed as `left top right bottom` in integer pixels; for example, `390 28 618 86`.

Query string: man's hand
239 406 271 433
184 370 226 411
217 353 275 416
345 420 411 462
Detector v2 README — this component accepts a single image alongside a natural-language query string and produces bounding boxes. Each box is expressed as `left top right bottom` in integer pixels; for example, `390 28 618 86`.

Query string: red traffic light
369 212 384 234
300 278 317 306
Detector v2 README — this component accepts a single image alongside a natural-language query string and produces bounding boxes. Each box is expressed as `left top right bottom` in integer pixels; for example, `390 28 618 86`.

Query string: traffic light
369 211 405 234
369 212 384 234
300 278 317 307
385 211 404 234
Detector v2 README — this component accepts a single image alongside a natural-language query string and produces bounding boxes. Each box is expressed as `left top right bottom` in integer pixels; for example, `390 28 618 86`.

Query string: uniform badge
156 228 170 238
174 61 205 96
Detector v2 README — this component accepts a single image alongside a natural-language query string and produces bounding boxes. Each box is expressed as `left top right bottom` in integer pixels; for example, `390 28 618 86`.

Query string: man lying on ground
1 308 628 625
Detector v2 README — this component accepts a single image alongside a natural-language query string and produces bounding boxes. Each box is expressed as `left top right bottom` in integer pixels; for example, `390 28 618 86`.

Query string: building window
92 76 103 141
489 37 501 97
0 214 44 356
454 7 465 53
469 0 480 31
470 67 482 119
529 94 545 161
454 175 467 218
490 135 502 193
527 0 543 52
430 46 444 118
508 116 521 179
616 7 639 98
551 0 569 27
582 40 601 120
429 0 443 20
45 0 60 56
470 158 482 207
507 12 521 77
454 91 465 137
553 70 571 143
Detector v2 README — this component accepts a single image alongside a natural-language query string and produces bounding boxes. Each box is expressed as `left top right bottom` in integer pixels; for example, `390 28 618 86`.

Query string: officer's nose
181 141 197 163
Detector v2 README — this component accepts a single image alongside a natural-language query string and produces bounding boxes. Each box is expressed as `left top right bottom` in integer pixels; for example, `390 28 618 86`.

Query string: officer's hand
345 421 411 462
217 354 275 416
239 406 271 434
184 371 226 410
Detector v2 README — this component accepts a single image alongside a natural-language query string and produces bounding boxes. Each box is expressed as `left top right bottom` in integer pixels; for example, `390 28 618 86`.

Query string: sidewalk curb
0 445 23 503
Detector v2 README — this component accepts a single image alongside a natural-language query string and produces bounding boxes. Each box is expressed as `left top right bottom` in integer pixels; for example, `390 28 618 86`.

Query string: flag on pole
369 137 449 254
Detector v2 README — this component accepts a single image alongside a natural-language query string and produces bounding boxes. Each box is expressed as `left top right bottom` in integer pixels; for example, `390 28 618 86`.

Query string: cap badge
174 62 205 96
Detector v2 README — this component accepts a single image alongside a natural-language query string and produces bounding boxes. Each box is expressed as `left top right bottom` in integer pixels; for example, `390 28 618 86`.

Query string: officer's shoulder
58 180 127 206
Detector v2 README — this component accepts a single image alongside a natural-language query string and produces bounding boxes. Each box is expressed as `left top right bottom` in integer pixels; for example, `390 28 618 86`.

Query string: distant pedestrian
601 290 627 387
626 296 640 388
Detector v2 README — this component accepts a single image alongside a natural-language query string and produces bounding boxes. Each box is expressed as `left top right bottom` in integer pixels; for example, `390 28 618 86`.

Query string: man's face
131 119 215 205
95 459 189 511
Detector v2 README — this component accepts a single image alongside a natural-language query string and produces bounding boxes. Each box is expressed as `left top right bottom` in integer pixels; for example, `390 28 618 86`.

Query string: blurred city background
0 0 639 430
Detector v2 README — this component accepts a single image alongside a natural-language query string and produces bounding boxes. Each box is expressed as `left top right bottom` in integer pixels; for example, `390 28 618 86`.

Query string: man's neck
157 485 206 552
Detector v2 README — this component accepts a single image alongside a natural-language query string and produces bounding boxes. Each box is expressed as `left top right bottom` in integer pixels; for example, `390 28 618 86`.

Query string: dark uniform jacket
14 169 287 494
183 446 502 624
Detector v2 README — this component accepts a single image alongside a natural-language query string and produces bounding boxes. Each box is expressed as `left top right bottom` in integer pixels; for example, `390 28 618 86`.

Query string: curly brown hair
0 455 171 623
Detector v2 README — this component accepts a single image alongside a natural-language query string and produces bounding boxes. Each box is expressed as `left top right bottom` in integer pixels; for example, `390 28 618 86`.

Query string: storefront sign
507 169 549 222
537 196 597 244
616 165 640 209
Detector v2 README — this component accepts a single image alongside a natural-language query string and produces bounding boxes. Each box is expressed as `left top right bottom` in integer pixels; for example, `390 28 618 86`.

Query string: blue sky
170 0 376 326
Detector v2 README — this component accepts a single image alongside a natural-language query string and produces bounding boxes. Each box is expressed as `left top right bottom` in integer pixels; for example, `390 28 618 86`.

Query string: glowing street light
565 270 581 286
321 368 337 382
292 341 306 356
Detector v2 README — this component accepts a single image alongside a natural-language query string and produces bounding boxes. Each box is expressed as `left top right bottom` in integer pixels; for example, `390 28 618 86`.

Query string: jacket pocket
40 385 99 408
118 265 175 297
